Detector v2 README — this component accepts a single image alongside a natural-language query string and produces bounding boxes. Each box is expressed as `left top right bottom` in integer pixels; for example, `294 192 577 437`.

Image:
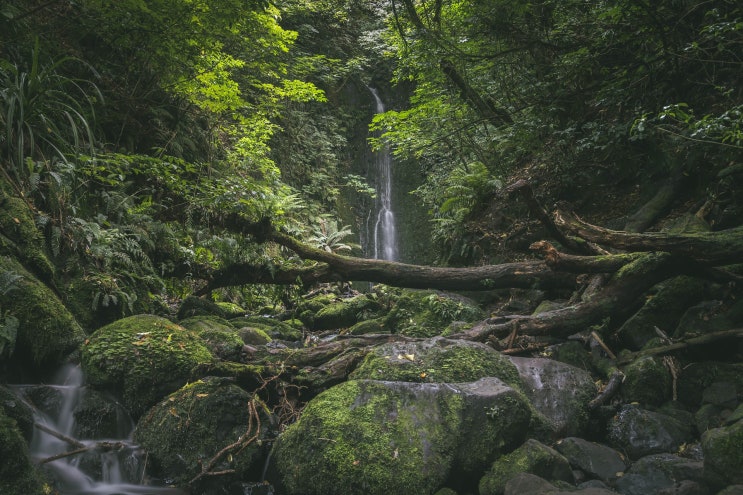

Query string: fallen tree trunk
554 207 743 265
198 228 578 294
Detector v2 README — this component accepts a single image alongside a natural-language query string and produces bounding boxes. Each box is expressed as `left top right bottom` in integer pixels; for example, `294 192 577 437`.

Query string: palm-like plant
0 39 101 195
308 218 359 254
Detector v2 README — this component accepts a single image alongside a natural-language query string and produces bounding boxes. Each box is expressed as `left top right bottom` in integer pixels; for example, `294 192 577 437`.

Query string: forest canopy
0 0 741 322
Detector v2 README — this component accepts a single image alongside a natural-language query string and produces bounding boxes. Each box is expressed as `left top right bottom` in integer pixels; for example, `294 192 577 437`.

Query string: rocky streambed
2 286 743 495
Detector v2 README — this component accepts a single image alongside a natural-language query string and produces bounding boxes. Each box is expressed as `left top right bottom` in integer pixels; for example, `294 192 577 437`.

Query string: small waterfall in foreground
368 87 398 261
11 364 183 495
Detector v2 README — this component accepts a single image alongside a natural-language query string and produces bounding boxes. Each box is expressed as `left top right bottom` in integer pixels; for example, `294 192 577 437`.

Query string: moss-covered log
554 207 743 265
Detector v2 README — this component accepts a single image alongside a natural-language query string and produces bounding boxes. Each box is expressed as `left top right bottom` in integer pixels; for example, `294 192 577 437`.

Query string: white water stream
12 364 183 495
369 87 398 261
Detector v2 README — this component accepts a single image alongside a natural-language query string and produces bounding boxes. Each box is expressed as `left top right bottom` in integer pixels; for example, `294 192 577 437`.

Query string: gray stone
479 439 574 495
608 404 694 459
510 356 597 437
555 437 627 483
615 453 707 495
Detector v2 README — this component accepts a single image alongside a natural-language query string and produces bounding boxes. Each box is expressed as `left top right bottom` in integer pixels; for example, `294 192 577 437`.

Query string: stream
11 364 183 495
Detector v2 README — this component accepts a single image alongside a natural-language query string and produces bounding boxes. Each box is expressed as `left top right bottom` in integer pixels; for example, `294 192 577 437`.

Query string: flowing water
11 364 183 495
368 87 398 261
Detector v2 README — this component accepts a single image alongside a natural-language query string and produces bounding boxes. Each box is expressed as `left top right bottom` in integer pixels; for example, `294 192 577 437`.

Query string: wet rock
479 439 574 495
621 357 672 406
607 404 694 459
81 315 213 417
702 418 743 485
555 437 627 483
509 356 597 437
350 336 520 385
270 377 531 495
503 472 617 495
135 378 267 491
614 453 707 495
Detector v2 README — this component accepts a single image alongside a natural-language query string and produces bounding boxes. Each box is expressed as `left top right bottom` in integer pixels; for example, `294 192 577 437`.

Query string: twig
590 331 617 360
39 446 90 464
188 400 262 486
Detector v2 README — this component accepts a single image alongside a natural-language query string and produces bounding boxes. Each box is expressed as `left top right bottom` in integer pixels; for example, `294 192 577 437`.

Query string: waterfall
11 364 183 495
369 87 398 261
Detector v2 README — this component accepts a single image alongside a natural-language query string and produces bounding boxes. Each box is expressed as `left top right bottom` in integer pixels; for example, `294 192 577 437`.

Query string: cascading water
11 364 183 495
368 87 398 261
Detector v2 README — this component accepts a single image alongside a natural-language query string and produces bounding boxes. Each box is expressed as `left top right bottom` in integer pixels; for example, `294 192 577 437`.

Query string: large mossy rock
385 289 485 337
0 194 54 284
135 378 266 492
350 336 520 385
0 256 85 377
296 293 382 331
478 438 574 495
270 377 531 495
0 408 46 495
81 315 213 416
179 316 246 362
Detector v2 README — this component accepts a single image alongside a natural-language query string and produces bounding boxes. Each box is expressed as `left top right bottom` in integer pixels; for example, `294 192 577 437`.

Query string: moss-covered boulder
0 193 54 284
0 256 85 376
135 378 266 492
350 336 520 385
385 289 485 338
177 295 229 320
346 318 388 335
180 316 245 362
0 408 47 495
478 439 574 495
0 385 35 441
615 276 709 350
677 362 743 407
237 326 272 346
300 294 382 331
81 315 213 416
621 357 672 406
270 377 531 495
230 316 302 341
702 418 743 485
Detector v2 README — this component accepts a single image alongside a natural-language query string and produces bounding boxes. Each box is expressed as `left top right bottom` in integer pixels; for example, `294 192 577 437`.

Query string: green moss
622 357 672 406
238 326 272 345
0 256 85 370
478 439 573 495
230 316 302 341
81 314 213 416
0 409 46 495
135 378 263 489
179 315 235 331
215 301 246 317
347 318 387 335
350 338 520 386
0 194 54 283
384 289 484 338
701 419 743 484
272 380 463 495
